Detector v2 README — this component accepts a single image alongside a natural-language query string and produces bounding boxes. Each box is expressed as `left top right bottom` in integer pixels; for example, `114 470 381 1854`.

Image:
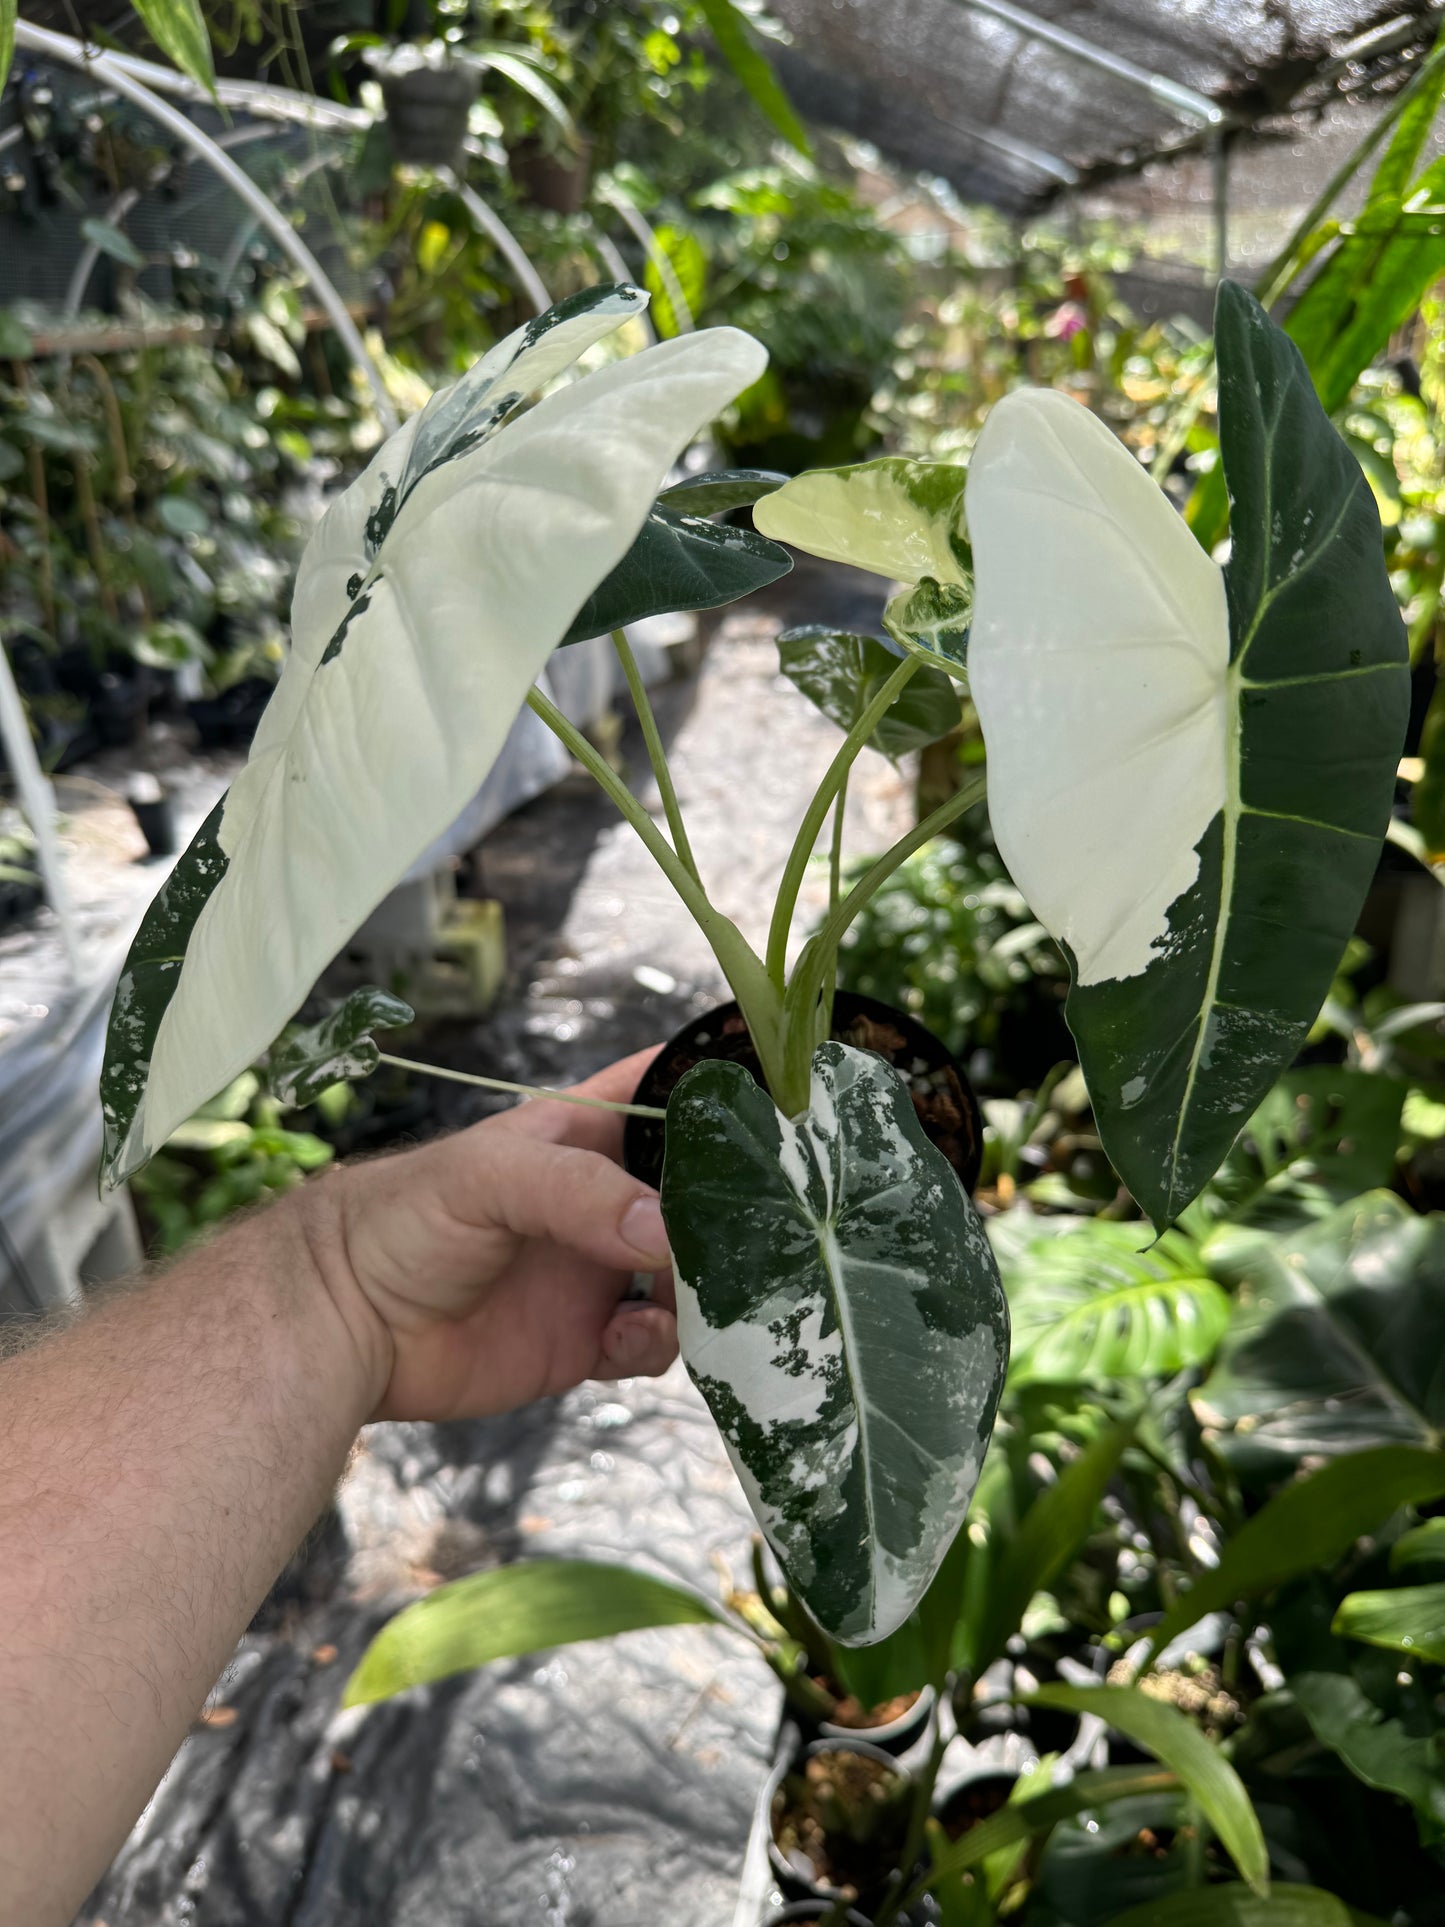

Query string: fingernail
611 1314 649 1363
621 1195 670 1266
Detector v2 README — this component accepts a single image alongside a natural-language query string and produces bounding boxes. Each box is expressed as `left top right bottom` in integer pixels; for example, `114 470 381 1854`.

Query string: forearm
0 1189 378 1927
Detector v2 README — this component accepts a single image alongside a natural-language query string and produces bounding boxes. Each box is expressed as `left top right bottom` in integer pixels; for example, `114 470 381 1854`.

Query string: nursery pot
622 991 983 1194
508 133 593 213
381 65 478 169
933 1769 1019 1842
767 1736 912 1912
129 790 177 859
809 1683 935 1759
187 678 273 750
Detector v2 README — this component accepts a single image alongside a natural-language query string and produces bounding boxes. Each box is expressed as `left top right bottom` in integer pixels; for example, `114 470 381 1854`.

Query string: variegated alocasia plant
99 283 1006 1647
756 279 1411 1234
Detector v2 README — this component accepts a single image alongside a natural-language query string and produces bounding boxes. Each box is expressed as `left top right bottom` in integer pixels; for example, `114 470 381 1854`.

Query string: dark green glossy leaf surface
920 1766 1180 1895
661 1040 1008 1645
344 1560 726 1706
1291 1666 1445 1842
656 467 787 516
1024 1685 1269 1895
777 626 962 759
1148 1443 1445 1658
99 799 229 1183
1066 282 1410 1230
562 504 792 645
264 987 414 1109
1393 1518 1445 1576
1001 1222 1229 1386
1333 1583 1445 1664
883 575 971 673
1195 1193 1445 1472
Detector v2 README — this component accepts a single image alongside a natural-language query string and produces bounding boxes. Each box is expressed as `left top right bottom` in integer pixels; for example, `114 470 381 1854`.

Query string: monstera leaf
966 282 1410 1228
100 286 766 1186
661 1040 1009 1645
777 626 961 759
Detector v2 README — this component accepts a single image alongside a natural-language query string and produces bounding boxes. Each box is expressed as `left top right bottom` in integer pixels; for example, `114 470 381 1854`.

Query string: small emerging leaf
264 987 414 1109
777 626 961 760
883 576 970 673
662 1040 1008 1645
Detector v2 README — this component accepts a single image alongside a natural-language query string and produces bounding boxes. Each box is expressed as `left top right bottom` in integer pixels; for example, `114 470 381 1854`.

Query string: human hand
299 1049 677 1422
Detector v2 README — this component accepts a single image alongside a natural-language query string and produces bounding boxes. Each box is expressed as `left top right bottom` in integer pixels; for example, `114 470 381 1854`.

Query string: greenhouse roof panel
770 0 1443 209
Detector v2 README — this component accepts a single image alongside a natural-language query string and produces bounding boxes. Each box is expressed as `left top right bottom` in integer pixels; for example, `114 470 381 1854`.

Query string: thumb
435 1128 673 1272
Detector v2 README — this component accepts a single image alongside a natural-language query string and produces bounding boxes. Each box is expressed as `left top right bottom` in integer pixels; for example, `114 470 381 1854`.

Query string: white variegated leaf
661 1040 1008 1645
101 293 765 1184
753 455 970 587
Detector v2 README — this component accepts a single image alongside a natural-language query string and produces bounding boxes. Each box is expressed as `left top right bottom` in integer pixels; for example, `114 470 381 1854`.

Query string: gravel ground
80 565 907 1927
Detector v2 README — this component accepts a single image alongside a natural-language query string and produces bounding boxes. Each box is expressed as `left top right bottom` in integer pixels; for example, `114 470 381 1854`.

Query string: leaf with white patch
777 626 961 760
753 456 970 588
883 576 970 674
100 290 767 1186
657 467 787 516
264 987 414 1109
661 1040 1009 1645
966 281 1410 1228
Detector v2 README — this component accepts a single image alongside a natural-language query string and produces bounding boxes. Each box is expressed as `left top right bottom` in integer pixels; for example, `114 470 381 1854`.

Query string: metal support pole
955 0 1226 127
14 20 396 431
448 156 553 316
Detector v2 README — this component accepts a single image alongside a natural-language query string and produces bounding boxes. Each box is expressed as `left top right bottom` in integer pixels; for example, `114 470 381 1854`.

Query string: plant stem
611 626 699 883
828 771 848 914
781 771 988 1101
526 685 790 1099
377 1052 667 1118
765 654 921 991
873 1700 949 1927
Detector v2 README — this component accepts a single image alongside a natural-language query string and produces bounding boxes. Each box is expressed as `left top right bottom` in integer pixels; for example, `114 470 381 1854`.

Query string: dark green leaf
1106 1885 1362 1927
965 1421 1133 1676
1196 1193 1445 1472
1147 1444 1445 1659
1022 1685 1268 1895
883 575 971 673
1393 1518 1445 1576
344 1560 729 1706
918 1766 1181 1896
656 468 787 516
777 626 962 759
1002 1222 1229 1387
662 1040 1009 1645
1333 1584 1445 1664
264 987 414 1109
1066 281 1411 1229
79 217 146 270
695 0 810 155
132 0 216 92
0 0 13 94
1291 1667 1445 1841
562 505 791 645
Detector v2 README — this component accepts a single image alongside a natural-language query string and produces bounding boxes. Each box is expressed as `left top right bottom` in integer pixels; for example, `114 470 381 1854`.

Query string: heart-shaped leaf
561 502 791 644
661 1039 1009 1645
1194 1192 1445 1474
883 576 970 673
100 287 767 1185
777 626 961 759
966 282 1410 1229
657 467 787 516
754 455 970 587
264 987 414 1109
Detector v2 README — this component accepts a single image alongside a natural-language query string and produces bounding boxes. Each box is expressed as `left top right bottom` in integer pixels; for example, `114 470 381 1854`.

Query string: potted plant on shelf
100 279 1407 1673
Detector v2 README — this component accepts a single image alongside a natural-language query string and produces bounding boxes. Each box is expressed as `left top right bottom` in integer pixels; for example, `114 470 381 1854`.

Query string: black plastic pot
623 991 984 1194
0 872 44 932
933 1769 1019 1842
381 65 478 169
187 678 273 749
509 133 593 213
767 1736 912 1911
129 792 177 859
